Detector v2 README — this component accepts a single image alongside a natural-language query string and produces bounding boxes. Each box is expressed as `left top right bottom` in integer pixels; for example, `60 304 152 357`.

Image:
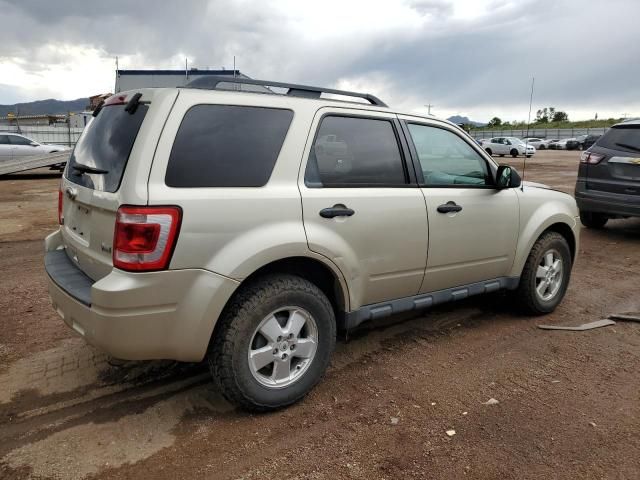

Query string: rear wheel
510 149 519 157
539 145 546 150
580 211 608 229
208 274 336 411
515 232 572 315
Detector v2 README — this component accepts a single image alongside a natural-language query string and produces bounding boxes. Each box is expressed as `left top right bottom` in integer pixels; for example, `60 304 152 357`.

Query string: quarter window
305 116 406 187
166 105 293 188
407 124 491 187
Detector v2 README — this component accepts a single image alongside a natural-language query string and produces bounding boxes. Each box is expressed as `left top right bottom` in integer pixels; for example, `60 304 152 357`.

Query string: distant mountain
447 115 486 127
0 98 88 117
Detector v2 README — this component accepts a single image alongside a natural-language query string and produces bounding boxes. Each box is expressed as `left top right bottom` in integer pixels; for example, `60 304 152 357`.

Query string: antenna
522 77 535 191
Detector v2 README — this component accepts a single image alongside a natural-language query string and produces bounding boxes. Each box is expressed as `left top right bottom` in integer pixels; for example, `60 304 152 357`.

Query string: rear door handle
437 201 462 214
319 205 355 218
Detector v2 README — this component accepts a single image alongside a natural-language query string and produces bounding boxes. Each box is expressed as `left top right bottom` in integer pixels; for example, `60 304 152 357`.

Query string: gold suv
45 77 579 411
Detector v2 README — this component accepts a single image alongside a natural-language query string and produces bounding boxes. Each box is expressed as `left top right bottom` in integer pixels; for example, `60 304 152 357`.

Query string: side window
407 124 491 187
491 138 499 144
8 135 32 145
166 105 293 188
0 135 9 144
305 116 407 187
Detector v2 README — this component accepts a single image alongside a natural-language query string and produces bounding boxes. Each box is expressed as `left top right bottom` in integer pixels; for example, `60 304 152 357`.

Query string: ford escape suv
45 77 579 411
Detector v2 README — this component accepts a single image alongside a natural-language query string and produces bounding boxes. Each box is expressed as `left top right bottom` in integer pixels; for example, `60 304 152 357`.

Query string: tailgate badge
101 242 112 254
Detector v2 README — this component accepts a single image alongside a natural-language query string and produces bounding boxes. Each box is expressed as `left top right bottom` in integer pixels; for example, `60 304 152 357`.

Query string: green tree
536 108 549 123
552 111 568 122
487 116 502 127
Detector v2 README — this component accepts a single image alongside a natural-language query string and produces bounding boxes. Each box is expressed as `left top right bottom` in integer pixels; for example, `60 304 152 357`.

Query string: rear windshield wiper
614 142 640 153
72 163 109 175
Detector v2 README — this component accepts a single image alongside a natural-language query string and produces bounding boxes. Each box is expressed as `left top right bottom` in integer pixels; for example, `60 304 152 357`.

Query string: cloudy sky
1 0 638 122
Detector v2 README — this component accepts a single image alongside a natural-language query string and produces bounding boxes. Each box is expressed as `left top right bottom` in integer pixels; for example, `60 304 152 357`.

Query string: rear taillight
580 151 605 164
58 186 63 225
113 206 182 272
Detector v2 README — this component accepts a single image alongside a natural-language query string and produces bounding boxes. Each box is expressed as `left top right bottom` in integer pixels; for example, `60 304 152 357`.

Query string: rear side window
305 116 407 187
0 135 9 144
166 105 293 188
8 135 32 145
597 126 640 153
66 103 148 192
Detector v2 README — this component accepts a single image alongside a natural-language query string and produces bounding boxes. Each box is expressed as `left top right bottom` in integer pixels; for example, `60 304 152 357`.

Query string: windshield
65 103 148 192
596 126 640 153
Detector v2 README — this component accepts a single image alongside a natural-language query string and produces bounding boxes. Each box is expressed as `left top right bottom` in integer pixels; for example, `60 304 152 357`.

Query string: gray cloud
1 0 639 120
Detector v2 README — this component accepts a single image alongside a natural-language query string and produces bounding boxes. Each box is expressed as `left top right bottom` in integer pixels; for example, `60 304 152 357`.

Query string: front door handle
437 201 462 214
319 204 355 218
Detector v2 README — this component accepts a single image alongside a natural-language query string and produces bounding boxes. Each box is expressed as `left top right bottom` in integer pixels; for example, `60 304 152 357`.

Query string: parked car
0 133 70 161
549 138 570 150
575 119 640 228
582 134 601 150
523 138 551 150
45 78 579 411
566 135 588 150
482 137 536 157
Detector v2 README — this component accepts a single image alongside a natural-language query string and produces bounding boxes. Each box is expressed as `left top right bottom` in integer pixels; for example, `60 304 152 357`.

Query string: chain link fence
0 124 84 147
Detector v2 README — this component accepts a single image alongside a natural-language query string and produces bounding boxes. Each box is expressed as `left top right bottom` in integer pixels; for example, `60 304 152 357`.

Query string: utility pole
622 113 630 119
425 103 434 115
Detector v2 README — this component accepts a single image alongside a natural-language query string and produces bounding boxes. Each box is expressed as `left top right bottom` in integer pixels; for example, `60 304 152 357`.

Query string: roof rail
183 76 388 107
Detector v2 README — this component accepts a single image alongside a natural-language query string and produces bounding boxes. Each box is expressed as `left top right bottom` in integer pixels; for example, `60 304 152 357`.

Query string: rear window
165 105 293 188
597 126 640 153
66 103 148 192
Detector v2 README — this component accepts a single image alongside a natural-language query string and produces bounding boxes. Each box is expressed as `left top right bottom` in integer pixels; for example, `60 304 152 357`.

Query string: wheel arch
510 214 578 278
211 255 350 342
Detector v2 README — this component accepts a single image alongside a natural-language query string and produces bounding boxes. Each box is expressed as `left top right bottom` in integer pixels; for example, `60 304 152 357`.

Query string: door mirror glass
496 165 521 189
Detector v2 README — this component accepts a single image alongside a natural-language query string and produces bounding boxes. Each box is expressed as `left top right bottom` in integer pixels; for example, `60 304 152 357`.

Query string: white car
550 139 570 150
482 137 535 157
0 133 70 161
523 138 551 150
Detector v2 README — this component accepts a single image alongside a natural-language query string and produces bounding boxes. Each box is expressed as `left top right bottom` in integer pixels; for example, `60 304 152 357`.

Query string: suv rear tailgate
59 88 179 281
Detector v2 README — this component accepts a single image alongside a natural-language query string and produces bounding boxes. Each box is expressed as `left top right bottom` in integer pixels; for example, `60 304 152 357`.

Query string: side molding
342 276 520 330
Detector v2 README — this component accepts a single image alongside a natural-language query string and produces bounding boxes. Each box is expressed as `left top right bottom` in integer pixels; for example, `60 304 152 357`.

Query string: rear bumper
575 181 640 217
45 230 239 362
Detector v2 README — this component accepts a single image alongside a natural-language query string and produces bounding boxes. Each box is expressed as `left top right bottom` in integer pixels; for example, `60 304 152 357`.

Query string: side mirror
30 142 39 146
496 165 521 189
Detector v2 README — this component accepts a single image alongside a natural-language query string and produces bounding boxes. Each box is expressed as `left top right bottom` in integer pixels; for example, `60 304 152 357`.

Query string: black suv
575 120 640 228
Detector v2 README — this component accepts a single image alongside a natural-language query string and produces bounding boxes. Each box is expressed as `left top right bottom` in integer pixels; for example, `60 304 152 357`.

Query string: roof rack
183 76 388 107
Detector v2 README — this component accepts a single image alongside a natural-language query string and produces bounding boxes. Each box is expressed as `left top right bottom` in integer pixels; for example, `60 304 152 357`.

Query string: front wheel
485 148 493 156
208 274 336 411
515 232 572 315
510 149 519 157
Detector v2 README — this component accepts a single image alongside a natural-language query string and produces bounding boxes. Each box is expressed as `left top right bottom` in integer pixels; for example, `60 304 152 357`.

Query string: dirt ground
0 151 638 480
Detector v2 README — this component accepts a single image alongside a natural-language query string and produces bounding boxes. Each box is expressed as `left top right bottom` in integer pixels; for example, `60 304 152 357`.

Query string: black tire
510 149 519 157
526 154 532 158
208 274 336 411
485 148 493 156
580 211 608 229
515 232 572 315
539 145 546 150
